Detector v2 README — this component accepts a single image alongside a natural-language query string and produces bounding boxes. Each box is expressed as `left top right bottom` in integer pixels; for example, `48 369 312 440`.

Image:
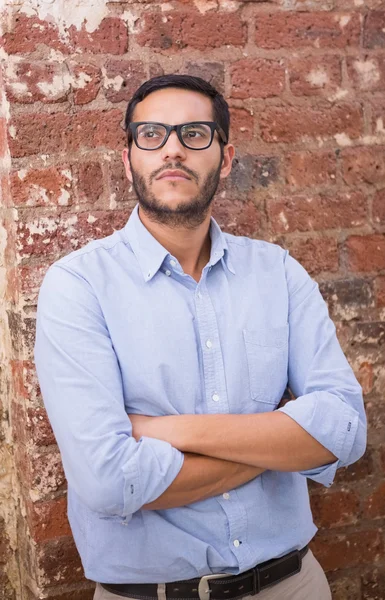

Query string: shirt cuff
278 391 360 486
121 436 184 519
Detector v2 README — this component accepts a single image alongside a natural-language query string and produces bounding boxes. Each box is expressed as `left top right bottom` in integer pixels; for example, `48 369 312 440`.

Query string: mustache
150 164 198 184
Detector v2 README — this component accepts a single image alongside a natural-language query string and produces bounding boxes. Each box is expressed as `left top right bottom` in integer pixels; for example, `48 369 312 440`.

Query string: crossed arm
131 409 337 511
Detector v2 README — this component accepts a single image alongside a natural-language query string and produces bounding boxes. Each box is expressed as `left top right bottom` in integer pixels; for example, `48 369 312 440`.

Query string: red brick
17 263 48 305
103 59 146 103
267 191 367 234
0 118 8 160
27 406 56 448
329 576 361 600
25 586 95 600
26 497 71 543
36 537 84 587
310 490 360 528
8 113 71 159
137 12 246 50
342 147 385 185
364 11 385 49
289 55 342 96
347 55 385 92
2 15 69 54
10 167 73 207
373 188 385 225
230 59 285 99
212 199 261 237
70 64 101 106
260 103 362 143
374 275 385 307
357 362 374 395
10 360 40 403
363 482 385 519
229 108 254 143
17 210 128 259
311 529 383 572
362 568 385 600
64 109 124 153
69 18 128 55
108 161 137 206
223 154 280 197
184 62 225 95
5 62 70 104
74 162 104 205
255 12 360 49
346 234 385 272
334 447 375 483
286 151 337 187
284 236 339 275
371 98 385 137
319 278 374 321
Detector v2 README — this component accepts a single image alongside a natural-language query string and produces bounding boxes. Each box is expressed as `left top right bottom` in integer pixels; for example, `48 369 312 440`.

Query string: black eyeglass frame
128 121 228 151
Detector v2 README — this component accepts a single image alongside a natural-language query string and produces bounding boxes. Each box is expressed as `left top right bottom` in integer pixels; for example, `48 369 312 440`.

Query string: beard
130 160 222 229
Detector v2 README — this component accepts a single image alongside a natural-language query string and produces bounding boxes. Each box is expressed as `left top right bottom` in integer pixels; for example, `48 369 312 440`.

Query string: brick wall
0 1 384 598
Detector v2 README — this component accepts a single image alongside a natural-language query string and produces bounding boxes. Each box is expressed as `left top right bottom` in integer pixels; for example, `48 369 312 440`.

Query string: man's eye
139 128 162 138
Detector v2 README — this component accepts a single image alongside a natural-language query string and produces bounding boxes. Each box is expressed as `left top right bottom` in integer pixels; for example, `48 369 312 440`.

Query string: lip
156 170 191 181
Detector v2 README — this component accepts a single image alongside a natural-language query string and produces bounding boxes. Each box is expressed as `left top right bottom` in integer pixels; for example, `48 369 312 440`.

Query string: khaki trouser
93 550 331 600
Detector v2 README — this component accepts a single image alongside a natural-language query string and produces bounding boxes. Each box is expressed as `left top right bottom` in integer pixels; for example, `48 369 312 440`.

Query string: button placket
195 279 229 415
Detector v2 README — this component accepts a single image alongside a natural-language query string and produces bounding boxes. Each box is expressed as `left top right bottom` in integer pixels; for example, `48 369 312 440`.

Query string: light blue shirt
34 204 366 584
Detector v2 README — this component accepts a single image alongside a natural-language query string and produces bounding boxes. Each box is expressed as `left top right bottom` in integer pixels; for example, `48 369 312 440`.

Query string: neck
138 206 212 281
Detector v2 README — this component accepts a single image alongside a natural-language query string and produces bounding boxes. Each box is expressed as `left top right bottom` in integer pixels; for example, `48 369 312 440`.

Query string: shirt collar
123 204 235 283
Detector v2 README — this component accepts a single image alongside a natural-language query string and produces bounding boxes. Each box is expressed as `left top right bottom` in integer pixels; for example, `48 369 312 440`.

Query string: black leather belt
101 546 308 599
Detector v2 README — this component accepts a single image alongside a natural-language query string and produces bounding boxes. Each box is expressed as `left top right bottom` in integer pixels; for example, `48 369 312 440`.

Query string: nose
160 130 187 161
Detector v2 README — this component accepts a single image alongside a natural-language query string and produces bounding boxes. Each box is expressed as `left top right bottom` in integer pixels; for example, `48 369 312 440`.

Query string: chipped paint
193 0 217 13
18 0 111 39
327 88 349 102
36 73 72 99
353 59 380 88
306 68 329 87
87 214 97 223
334 133 353 147
336 15 351 28
279 211 289 230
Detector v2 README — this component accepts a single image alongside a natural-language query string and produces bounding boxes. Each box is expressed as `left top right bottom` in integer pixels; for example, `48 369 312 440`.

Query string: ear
219 144 235 180
122 147 133 183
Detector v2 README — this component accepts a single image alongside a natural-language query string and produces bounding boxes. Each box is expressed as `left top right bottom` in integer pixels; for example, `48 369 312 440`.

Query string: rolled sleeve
34 264 184 518
283 252 367 486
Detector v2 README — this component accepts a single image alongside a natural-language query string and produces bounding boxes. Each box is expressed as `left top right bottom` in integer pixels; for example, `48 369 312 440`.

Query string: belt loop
158 583 167 600
252 568 261 595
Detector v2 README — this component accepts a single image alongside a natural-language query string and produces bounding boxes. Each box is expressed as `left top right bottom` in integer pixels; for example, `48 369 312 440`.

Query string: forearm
142 452 264 510
137 412 337 472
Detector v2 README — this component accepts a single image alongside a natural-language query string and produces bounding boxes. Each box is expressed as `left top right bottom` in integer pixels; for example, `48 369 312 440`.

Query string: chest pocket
243 325 289 405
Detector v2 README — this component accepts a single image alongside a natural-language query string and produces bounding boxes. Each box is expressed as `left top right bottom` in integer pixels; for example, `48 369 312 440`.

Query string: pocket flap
243 324 289 348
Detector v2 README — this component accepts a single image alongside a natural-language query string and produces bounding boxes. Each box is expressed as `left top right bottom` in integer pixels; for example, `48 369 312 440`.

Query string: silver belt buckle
198 573 231 600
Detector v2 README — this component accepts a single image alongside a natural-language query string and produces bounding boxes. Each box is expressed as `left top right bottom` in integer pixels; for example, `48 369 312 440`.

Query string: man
34 74 366 600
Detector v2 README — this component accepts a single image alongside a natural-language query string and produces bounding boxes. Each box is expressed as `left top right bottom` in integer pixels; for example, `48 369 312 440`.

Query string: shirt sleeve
278 252 367 487
34 264 184 520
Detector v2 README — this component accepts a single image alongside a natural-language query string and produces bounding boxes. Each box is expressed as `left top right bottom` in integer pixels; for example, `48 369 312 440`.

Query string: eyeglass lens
136 123 212 149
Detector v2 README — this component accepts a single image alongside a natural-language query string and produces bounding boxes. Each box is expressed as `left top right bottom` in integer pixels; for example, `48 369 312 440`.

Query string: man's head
122 74 235 228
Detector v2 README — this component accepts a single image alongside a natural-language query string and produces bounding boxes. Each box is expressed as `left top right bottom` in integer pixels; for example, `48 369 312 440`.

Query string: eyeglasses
128 121 228 151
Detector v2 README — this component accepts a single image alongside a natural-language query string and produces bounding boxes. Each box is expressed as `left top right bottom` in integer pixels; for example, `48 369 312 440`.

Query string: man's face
122 88 234 228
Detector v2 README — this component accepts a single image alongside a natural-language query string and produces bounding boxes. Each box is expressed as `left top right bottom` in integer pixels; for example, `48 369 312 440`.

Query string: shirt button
165 270 171 277
170 259 176 267
206 340 213 349
223 493 230 500
233 540 240 548
197 292 203 299
212 393 220 402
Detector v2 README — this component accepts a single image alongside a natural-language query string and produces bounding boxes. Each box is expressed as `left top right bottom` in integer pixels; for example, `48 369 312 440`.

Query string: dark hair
124 74 230 148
